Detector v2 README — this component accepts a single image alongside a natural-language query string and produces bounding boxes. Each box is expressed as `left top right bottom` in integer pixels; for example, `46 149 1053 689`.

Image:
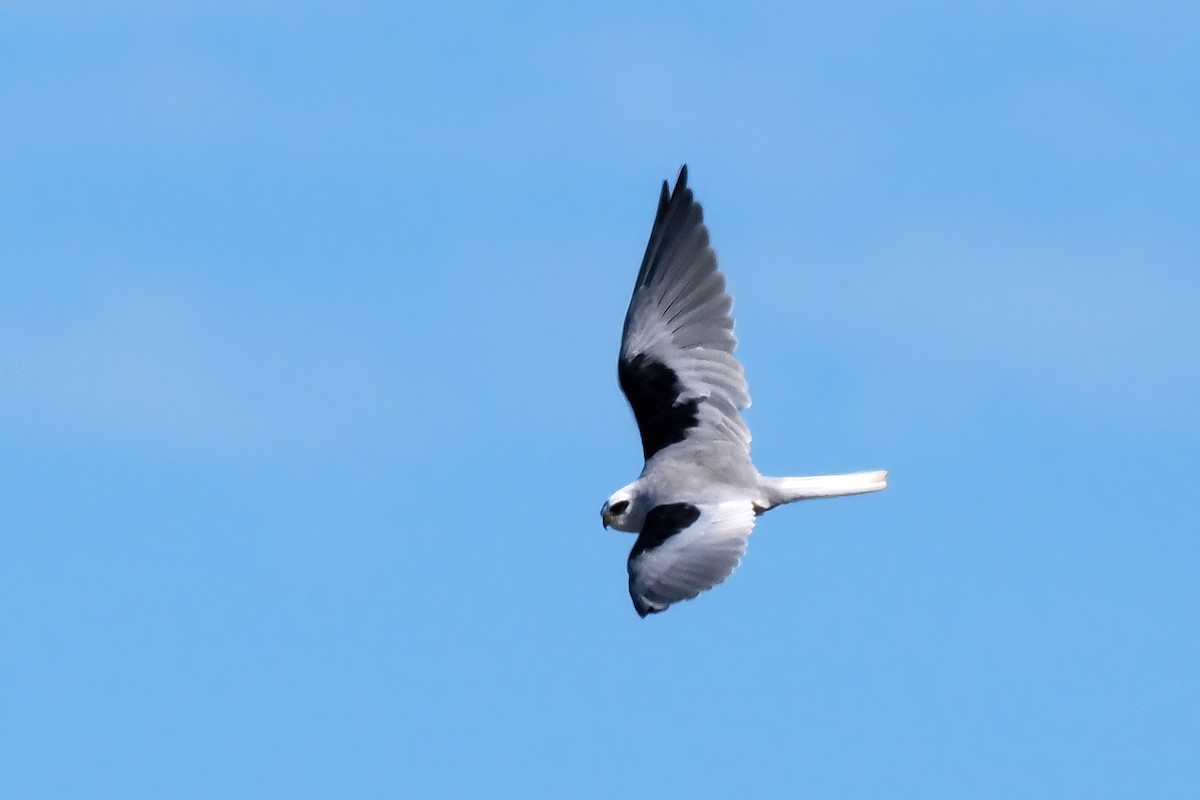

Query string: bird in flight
602 165 888 617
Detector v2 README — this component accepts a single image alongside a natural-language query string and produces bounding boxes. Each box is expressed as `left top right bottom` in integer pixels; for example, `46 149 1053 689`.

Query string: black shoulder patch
618 353 701 460
629 502 702 561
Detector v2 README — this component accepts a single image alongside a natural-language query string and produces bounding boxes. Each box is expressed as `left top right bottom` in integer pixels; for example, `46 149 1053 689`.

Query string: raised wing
627 500 756 617
619 166 751 462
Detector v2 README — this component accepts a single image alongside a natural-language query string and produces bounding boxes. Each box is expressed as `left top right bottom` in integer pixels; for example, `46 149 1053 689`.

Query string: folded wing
627 500 757 617
618 166 751 462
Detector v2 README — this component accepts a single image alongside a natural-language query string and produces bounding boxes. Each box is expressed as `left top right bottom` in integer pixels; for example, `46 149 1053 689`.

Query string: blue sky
2 2 1198 797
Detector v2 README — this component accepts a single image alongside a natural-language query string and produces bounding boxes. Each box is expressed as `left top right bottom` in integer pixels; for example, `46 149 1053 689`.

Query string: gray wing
618 165 751 462
627 500 757 617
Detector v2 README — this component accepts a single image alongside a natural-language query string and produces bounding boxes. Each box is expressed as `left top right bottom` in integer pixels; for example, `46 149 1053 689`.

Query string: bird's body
602 166 887 617
607 439 756 532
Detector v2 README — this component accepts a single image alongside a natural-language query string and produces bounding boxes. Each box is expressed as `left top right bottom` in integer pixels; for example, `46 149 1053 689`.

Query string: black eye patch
609 500 629 516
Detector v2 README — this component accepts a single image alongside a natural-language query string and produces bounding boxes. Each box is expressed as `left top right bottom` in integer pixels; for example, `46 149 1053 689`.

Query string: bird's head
601 485 642 532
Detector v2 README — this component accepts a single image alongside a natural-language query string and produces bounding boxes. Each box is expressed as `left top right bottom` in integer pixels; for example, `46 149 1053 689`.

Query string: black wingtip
632 597 666 618
654 164 691 222
668 164 689 203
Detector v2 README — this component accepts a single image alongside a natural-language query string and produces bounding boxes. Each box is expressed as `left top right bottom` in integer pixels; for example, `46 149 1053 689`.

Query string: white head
600 483 645 532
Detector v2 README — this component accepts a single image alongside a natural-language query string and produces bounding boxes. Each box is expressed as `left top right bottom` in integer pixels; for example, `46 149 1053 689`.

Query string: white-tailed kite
602 166 888 617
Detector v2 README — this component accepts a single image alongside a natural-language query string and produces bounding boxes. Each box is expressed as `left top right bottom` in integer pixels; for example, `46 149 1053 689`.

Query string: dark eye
609 500 629 516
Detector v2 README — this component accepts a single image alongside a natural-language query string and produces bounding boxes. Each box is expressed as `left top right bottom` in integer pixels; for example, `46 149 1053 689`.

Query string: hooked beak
600 502 610 530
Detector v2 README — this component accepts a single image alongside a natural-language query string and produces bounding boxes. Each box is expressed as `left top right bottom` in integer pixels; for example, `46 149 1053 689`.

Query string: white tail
758 470 888 511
